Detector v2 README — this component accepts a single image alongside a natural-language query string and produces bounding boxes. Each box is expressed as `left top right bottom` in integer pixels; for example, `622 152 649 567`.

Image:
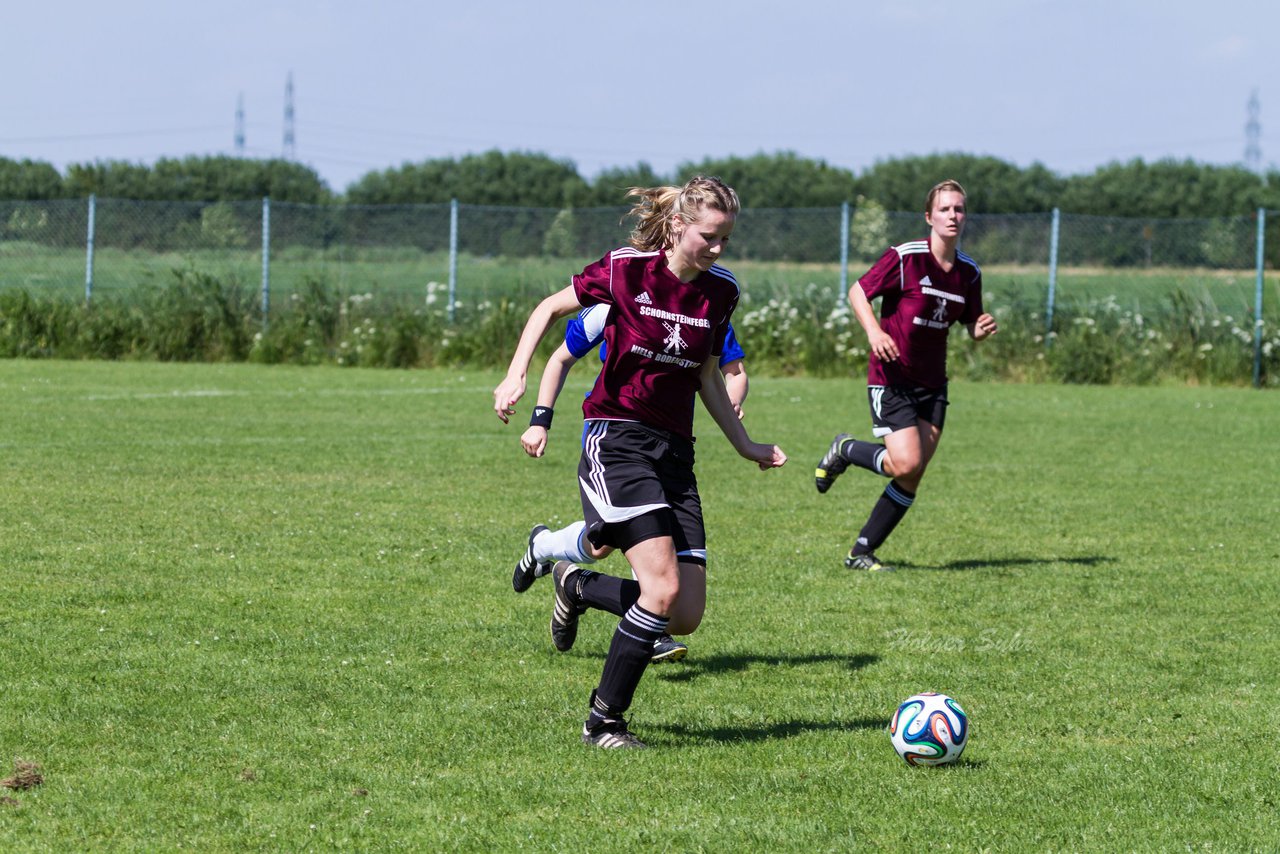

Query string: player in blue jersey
512 302 749 664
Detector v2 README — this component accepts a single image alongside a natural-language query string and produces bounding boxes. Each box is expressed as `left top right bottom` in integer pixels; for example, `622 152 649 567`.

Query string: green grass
1 361 1277 850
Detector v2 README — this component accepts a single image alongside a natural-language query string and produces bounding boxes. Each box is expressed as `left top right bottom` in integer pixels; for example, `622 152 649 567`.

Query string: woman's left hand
971 313 999 341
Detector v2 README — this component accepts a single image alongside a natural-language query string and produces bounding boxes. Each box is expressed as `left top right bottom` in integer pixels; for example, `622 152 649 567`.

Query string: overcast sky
2 0 1274 193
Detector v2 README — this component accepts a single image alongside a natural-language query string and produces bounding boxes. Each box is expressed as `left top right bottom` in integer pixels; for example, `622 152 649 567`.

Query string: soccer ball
888 692 969 766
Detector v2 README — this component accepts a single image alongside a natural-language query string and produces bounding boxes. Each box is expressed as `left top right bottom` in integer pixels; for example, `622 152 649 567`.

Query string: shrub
140 267 257 361
1 273 1274 387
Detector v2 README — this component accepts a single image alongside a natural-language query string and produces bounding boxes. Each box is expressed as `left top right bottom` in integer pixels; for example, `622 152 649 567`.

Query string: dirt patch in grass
1 760 43 791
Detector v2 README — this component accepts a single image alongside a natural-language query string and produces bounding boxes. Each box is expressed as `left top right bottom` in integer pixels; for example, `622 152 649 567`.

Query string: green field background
1 360 1277 850
2 243 1274 314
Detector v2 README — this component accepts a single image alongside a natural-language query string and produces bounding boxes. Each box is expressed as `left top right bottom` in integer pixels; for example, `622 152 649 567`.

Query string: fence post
1254 208 1266 388
448 198 459 323
261 197 271 328
1045 207 1061 344
839 201 850 298
84 194 96 305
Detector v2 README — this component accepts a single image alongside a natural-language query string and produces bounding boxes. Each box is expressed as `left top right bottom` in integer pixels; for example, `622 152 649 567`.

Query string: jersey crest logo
931 297 948 323
634 292 653 305
661 320 688 354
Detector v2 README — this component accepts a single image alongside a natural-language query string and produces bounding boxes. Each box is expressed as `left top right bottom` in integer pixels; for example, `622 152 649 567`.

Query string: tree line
1 150 1277 218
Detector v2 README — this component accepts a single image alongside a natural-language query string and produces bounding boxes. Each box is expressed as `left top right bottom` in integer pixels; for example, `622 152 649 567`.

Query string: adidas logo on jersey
634 292 653 305
920 275 933 287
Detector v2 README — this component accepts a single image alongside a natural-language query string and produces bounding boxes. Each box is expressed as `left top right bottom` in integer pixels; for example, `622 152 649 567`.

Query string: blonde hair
925 179 967 214
624 176 740 251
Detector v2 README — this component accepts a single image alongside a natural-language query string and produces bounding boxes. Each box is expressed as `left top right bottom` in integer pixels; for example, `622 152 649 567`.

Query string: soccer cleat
844 551 896 572
582 720 647 749
650 634 688 664
815 433 852 494
512 524 552 593
550 561 586 652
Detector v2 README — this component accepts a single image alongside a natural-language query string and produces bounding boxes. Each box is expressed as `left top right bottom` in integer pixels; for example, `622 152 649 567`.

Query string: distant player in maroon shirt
815 180 998 571
493 176 787 748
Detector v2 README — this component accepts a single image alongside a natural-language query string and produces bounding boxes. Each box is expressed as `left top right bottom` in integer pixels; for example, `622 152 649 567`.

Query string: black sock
840 438 887 475
574 570 640 618
852 481 915 555
588 603 668 729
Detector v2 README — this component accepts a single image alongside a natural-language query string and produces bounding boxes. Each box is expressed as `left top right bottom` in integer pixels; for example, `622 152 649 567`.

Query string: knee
668 609 703 636
643 572 682 615
885 456 925 484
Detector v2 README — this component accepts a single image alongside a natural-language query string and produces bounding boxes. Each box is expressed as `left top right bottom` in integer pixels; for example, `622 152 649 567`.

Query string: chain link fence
1 196 1274 382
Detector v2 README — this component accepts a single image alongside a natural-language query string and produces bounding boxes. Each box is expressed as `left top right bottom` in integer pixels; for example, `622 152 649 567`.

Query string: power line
0 126 227 144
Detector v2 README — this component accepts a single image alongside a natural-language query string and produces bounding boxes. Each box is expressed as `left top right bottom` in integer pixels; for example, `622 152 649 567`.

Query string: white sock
534 520 596 564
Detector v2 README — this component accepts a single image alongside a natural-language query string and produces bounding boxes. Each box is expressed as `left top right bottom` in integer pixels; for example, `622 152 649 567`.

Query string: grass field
1 360 1277 850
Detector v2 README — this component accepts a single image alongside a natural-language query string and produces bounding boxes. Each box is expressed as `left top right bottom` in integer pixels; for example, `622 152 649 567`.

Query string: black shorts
577 420 706 566
867 384 949 438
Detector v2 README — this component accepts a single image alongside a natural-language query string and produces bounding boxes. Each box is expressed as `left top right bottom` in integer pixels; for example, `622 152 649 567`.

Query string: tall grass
1 263 1276 385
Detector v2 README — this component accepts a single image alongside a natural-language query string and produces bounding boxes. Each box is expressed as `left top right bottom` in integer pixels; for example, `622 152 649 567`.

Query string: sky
2 0 1276 194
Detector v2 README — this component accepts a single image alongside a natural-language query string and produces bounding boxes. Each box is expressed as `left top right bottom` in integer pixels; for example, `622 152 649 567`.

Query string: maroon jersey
572 247 739 440
857 237 983 389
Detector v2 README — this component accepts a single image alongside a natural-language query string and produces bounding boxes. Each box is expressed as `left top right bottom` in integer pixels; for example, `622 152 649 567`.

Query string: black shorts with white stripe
577 420 706 565
867 383 949 438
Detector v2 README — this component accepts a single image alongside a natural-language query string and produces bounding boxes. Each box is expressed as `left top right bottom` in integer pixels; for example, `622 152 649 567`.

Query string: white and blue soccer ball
888 692 969 766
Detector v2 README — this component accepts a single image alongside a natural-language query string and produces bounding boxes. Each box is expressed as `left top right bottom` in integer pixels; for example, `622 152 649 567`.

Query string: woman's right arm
493 285 581 423
848 282 899 363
